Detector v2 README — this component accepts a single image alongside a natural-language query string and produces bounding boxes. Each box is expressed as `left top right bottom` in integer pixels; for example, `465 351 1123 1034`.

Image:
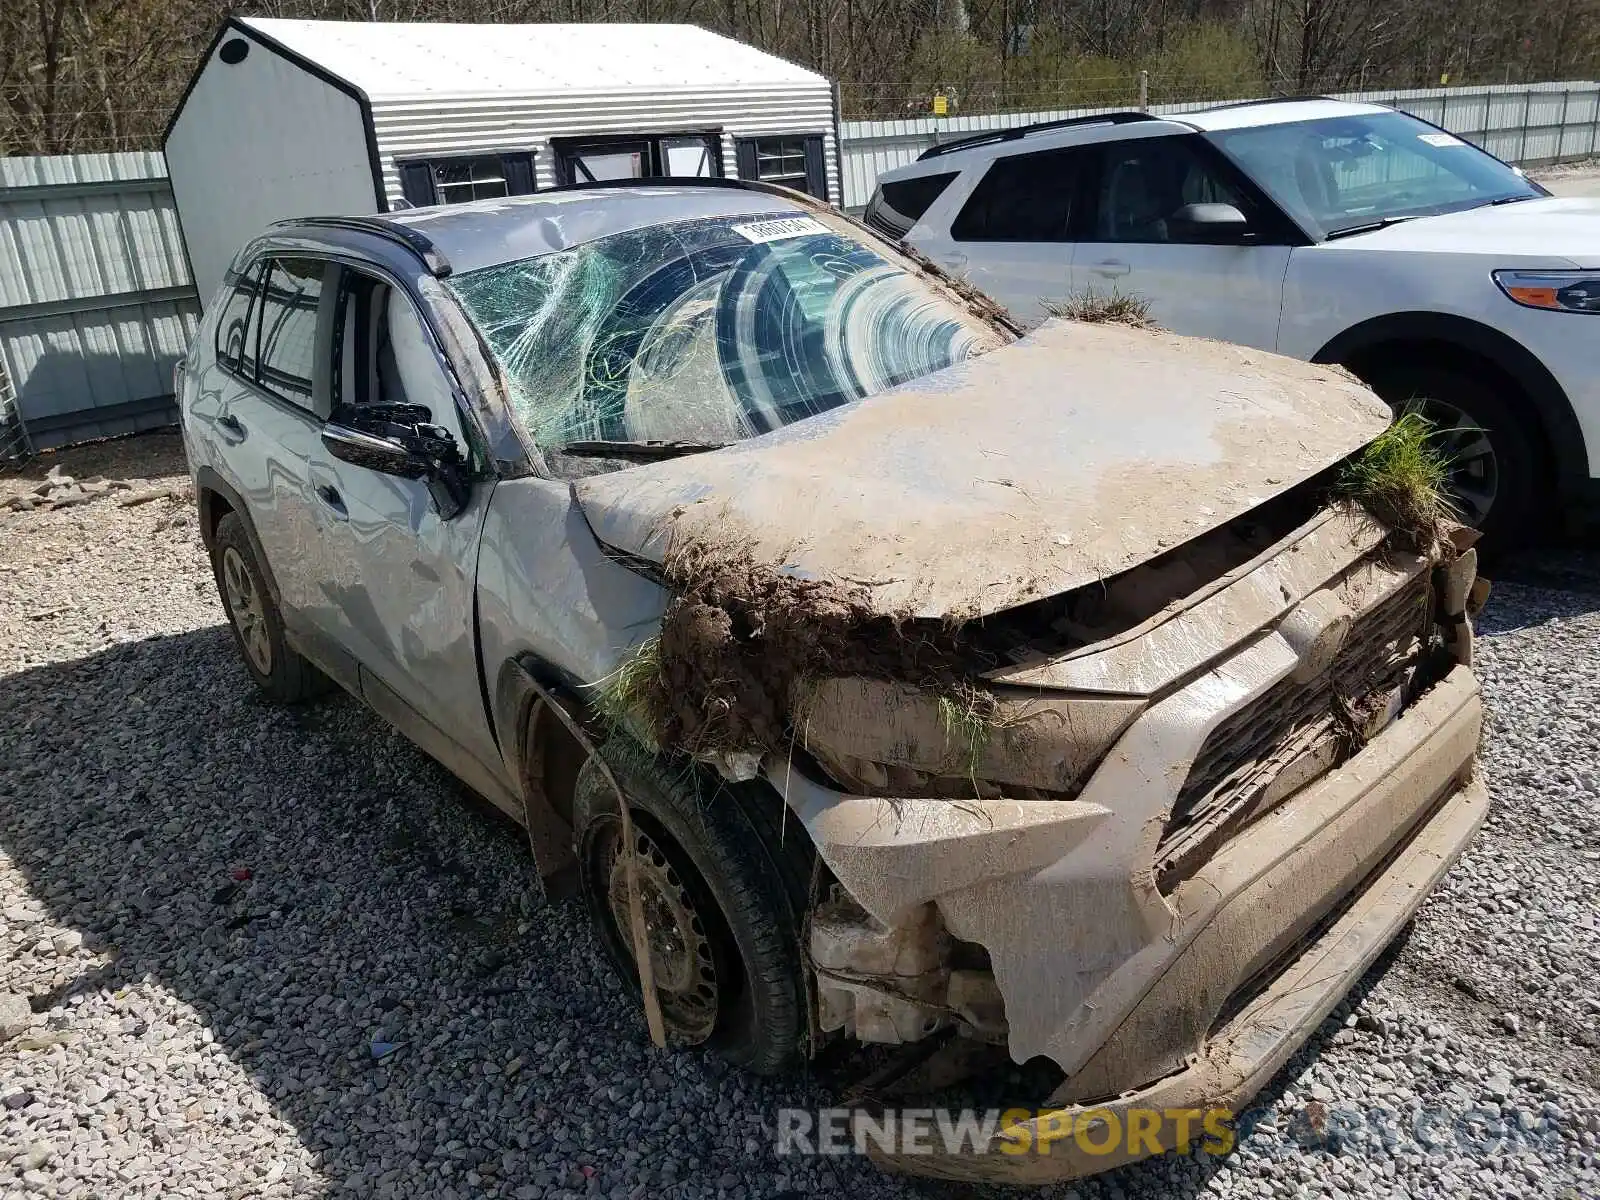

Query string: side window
865 172 957 239
256 258 327 409
1093 137 1248 243
214 262 263 375
556 134 725 187
951 148 1087 242
334 273 466 446
734 136 828 199
396 152 537 208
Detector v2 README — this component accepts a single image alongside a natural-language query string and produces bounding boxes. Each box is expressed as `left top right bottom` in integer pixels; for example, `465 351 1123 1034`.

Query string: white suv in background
868 98 1600 546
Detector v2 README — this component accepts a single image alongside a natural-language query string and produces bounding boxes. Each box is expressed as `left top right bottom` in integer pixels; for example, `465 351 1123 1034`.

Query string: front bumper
777 663 1483 1181
872 666 1484 1182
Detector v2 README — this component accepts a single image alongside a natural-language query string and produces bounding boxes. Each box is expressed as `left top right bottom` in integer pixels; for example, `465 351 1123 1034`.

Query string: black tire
210 512 327 703
1361 362 1545 554
573 741 813 1075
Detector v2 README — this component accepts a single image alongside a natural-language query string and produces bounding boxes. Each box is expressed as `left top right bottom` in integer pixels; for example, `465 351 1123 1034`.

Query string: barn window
734 136 828 200
396 152 537 209
552 132 723 186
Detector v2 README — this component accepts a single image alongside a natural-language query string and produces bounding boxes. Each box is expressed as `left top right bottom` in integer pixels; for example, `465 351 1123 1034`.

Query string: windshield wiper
558 439 729 460
1489 193 1539 206
1323 215 1421 241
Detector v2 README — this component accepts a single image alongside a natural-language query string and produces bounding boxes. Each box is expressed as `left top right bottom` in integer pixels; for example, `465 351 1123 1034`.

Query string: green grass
937 688 998 785
1338 412 1455 548
591 637 664 748
1044 289 1159 330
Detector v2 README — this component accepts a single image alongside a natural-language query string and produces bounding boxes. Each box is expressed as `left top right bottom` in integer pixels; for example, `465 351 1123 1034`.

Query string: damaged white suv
178 180 1485 1182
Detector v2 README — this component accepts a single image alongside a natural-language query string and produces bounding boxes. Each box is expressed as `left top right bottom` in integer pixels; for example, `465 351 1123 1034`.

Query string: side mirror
1168 202 1251 242
322 405 470 519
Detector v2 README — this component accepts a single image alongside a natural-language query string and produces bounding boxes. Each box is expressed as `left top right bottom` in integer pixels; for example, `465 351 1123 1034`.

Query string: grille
1154 570 1432 892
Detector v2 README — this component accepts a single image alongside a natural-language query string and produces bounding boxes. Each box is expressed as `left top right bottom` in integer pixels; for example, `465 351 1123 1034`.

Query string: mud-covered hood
573 320 1390 619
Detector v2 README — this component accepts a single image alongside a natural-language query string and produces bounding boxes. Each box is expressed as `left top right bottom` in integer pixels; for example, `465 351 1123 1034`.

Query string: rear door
1072 133 1294 349
914 145 1095 325
198 255 347 665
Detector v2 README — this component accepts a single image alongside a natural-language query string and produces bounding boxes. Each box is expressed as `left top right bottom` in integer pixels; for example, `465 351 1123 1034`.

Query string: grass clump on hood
1337 412 1456 552
1044 289 1160 331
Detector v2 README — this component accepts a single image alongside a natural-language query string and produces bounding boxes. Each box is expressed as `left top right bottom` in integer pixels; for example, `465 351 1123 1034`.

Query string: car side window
866 172 957 239
951 147 1088 242
255 258 327 409
214 262 263 376
1093 136 1249 243
333 272 467 447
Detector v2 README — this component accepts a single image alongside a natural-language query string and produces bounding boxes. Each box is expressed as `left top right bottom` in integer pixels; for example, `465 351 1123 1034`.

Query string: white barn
163 18 840 305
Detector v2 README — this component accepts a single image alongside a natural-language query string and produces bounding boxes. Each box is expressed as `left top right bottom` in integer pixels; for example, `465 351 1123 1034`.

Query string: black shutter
502 152 537 195
802 135 827 201
734 138 759 183
398 162 437 208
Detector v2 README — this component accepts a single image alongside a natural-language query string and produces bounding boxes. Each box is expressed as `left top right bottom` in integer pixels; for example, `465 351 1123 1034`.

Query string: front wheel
1361 363 1544 553
572 741 812 1075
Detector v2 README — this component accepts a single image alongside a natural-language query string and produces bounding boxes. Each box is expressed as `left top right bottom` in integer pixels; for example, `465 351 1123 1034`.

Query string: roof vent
219 38 249 65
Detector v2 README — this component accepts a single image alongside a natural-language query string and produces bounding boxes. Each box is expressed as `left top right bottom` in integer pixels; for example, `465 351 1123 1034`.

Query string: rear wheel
573 741 812 1075
211 513 327 703
1360 362 1544 552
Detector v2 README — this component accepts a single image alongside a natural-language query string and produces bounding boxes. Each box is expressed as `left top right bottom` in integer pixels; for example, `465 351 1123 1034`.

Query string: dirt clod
625 541 991 756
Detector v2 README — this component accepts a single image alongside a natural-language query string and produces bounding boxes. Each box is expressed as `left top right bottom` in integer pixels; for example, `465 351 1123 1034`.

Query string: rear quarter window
952 146 1088 242
866 172 957 239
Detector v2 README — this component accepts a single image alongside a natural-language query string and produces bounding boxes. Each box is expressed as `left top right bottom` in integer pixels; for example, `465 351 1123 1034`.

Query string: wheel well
526 695 587 827
199 487 234 550
1337 336 1557 476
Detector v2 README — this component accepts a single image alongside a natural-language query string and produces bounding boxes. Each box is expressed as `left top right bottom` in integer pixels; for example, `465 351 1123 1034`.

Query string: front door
1072 134 1292 350
310 267 500 774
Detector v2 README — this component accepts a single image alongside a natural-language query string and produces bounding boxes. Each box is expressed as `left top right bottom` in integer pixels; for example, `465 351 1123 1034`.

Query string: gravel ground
2 433 1598 1200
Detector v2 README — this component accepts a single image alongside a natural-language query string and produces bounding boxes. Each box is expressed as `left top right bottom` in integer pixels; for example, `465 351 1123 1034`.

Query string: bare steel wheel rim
221 546 272 676
1400 396 1498 527
604 822 719 1043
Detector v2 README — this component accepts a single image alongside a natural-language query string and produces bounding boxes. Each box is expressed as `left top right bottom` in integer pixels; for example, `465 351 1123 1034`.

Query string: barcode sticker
731 216 831 244
1418 132 1464 147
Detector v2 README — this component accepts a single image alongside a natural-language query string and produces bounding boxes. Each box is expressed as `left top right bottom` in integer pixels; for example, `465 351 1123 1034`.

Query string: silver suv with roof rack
178 176 1485 1184
868 96 1600 549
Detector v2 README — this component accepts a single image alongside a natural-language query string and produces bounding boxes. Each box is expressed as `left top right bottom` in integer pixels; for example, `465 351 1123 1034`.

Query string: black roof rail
271 215 453 278
917 111 1165 161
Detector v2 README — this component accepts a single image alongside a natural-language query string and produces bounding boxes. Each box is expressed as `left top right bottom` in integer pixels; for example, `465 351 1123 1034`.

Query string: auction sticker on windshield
1418 132 1464 147
732 216 832 244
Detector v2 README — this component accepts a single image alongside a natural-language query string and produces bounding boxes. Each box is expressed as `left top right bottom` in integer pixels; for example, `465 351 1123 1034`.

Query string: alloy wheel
221 545 272 676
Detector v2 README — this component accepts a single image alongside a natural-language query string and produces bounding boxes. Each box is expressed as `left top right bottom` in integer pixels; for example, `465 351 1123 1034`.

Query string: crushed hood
573 320 1390 619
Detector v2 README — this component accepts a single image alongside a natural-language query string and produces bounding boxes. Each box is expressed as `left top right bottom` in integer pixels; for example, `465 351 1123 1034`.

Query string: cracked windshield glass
445 213 1000 468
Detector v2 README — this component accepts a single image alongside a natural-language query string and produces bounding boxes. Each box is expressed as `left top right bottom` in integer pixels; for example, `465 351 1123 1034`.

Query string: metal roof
240 19 828 100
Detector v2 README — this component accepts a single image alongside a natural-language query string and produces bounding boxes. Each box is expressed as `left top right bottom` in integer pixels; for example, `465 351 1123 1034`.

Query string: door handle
1089 259 1131 278
315 483 348 518
217 413 245 442
938 252 968 271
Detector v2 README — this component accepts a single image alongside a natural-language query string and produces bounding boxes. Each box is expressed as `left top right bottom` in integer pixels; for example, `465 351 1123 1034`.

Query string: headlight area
795 677 1143 801
1493 269 1600 314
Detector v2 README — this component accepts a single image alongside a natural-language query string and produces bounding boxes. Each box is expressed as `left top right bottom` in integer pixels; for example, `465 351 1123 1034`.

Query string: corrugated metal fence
0 152 197 456
1 79 1598 457
840 79 1600 208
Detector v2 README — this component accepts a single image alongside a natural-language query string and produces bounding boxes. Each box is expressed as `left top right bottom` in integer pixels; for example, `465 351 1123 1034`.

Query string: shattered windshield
445 212 1000 466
